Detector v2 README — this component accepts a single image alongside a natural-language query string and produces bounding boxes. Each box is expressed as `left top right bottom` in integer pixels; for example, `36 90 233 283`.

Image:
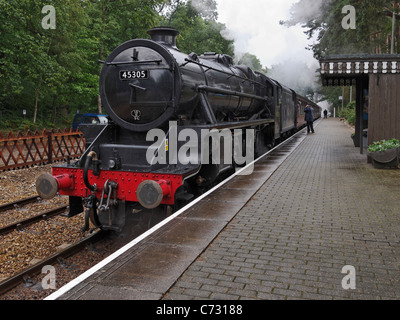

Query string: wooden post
47 130 53 164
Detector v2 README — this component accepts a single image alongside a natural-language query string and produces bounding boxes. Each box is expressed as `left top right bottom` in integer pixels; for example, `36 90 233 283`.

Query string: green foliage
0 0 100 129
282 0 400 59
338 101 356 125
0 0 234 132
237 53 264 72
368 139 400 153
161 0 234 56
0 0 268 132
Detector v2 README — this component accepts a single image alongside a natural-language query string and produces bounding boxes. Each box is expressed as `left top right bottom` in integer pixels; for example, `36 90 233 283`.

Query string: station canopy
320 54 400 86
319 54 400 155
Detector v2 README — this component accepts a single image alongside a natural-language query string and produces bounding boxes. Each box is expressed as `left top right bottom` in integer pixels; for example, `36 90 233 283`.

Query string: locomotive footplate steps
46 123 312 300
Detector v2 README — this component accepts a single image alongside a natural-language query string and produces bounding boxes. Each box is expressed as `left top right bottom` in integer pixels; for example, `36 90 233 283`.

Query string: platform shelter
319 54 400 154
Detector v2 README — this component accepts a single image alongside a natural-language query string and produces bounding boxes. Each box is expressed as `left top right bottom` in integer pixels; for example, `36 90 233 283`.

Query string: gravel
0 165 54 205
0 164 105 300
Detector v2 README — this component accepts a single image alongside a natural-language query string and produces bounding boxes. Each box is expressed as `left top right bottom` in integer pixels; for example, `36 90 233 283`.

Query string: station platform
164 118 400 300
50 118 400 300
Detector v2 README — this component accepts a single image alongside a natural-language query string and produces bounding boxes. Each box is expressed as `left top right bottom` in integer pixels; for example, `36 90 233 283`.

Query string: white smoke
215 0 329 102
271 0 331 100
282 0 328 27
268 59 320 98
190 0 218 20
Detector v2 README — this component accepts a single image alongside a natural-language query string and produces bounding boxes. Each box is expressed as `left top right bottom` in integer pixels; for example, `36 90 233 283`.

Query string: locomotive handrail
188 118 274 131
105 59 163 66
129 83 147 91
183 58 269 89
197 85 271 103
79 123 110 161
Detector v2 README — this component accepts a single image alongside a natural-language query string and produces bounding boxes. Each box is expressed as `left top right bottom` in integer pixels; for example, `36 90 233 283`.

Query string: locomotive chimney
147 27 180 49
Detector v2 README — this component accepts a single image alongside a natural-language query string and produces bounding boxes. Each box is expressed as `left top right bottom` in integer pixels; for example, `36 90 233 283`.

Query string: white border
44 124 312 300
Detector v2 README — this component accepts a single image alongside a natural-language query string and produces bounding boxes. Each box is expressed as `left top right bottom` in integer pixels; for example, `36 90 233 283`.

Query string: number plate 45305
120 70 149 80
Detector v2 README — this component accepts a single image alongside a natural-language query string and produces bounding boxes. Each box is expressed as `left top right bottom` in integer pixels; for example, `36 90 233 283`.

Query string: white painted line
44 124 312 300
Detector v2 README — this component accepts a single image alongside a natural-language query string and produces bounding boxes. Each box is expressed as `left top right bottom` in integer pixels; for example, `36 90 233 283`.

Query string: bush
368 139 400 153
338 101 356 125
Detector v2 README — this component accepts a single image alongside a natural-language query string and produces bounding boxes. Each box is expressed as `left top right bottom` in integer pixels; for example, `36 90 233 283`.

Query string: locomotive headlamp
108 159 116 169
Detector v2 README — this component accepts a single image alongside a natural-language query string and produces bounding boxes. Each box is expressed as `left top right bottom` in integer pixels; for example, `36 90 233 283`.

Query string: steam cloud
190 0 218 20
268 59 319 96
215 0 331 106
282 0 329 26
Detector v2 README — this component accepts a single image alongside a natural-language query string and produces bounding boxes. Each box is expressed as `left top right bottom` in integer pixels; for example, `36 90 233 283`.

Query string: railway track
0 196 40 213
0 205 68 236
0 196 71 235
0 193 94 298
0 230 103 296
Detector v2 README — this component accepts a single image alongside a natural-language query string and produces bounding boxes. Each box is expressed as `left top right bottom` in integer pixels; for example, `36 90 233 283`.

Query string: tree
85 0 165 113
0 0 237 131
281 0 400 59
236 53 263 72
0 0 93 125
161 0 234 56
0 0 165 129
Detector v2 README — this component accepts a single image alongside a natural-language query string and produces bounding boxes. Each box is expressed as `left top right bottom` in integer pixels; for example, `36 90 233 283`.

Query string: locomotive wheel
174 182 194 210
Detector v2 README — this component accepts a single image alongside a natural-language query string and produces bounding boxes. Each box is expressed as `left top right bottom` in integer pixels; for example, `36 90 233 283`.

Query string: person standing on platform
304 105 315 134
324 109 328 119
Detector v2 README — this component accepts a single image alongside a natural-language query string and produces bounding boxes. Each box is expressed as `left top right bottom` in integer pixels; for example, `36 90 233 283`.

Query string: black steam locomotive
36 27 321 232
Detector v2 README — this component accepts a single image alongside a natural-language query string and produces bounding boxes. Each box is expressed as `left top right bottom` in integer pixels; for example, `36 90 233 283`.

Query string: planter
368 147 400 169
351 134 357 147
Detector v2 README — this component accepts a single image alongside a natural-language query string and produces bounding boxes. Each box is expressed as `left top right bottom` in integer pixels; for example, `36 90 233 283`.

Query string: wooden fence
0 129 85 171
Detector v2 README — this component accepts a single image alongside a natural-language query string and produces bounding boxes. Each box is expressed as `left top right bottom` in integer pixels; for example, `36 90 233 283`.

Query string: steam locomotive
36 27 321 232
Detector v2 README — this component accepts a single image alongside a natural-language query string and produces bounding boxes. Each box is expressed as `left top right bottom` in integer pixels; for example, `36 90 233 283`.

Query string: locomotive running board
190 119 274 131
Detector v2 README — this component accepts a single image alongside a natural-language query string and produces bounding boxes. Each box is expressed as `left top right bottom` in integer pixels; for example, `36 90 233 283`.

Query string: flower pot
351 134 358 147
368 147 400 169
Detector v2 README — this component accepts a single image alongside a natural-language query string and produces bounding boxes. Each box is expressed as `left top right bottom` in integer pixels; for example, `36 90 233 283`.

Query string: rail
0 129 85 171
0 231 103 296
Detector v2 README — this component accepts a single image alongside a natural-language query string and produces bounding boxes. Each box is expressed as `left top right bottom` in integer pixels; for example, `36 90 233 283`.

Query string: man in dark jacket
304 105 315 134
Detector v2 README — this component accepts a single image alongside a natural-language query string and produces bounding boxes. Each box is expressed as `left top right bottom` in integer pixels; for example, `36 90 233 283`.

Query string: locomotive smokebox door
99 28 182 133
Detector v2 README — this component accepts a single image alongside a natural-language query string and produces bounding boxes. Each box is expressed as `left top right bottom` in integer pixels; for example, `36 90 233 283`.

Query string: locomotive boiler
36 27 319 232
